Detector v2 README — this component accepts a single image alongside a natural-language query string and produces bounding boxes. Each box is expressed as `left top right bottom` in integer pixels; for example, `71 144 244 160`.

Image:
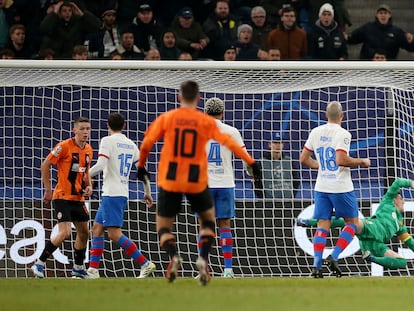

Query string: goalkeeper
297 178 414 269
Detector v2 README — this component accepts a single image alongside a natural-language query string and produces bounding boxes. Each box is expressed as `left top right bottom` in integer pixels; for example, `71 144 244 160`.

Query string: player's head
179 80 200 105
326 101 343 123
108 112 125 132
205 97 224 119
395 192 404 212
73 116 91 144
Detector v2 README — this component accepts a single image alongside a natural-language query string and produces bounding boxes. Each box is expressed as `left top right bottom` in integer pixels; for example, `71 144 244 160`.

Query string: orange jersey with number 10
138 107 255 193
47 138 93 201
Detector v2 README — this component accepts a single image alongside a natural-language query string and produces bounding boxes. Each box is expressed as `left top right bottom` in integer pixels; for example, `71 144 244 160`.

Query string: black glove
250 161 262 181
137 167 150 182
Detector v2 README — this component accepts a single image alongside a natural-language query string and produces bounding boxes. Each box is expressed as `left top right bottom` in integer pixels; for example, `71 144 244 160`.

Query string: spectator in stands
203 0 239 60
346 4 414 60
6 24 34 59
267 48 281 60
223 44 237 61
39 1 101 59
39 48 55 60
267 6 307 60
307 0 351 32
144 47 161 60
158 30 181 60
110 50 123 60
372 49 387 61
132 3 163 53
85 7 121 59
0 48 14 59
72 44 88 59
115 0 140 28
178 51 192 60
254 132 298 199
308 3 347 60
235 23 268 60
3 0 42 53
116 27 145 59
250 6 272 50
260 0 308 29
171 7 209 60
80 0 117 20
230 0 261 24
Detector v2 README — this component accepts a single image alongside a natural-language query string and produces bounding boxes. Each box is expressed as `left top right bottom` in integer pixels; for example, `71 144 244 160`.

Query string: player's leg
188 188 215 285
311 192 333 278
87 206 105 278
157 189 183 282
296 217 345 229
31 200 72 278
361 240 407 269
214 188 235 278
71 201 90 278
326 192 359 277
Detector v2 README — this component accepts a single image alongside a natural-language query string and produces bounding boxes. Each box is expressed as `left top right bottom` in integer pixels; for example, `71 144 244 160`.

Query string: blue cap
272 132 282 142
179 7 193 18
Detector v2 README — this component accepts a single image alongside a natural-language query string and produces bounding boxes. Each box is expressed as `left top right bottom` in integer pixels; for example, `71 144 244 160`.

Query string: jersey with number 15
304 123 353 193
97 133 139 197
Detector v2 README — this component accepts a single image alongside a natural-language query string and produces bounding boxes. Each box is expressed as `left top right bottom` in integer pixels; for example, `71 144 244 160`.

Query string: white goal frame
1 60 414 278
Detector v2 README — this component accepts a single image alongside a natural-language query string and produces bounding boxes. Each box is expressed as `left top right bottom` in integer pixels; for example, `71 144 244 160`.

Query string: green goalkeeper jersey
358 178 410 243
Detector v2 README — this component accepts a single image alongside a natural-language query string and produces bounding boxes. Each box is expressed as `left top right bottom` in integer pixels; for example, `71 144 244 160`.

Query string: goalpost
1 60 414 278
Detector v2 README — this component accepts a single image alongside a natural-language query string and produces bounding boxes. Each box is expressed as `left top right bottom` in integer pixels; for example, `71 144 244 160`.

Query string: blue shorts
210 188 235 219
313 191 358 220
94 196 127 227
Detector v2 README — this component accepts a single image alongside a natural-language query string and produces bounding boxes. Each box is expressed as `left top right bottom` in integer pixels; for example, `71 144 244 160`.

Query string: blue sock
219 228 233 269
331 223 357 260
118 235 148 266
89 236 104 269
313 228 329 269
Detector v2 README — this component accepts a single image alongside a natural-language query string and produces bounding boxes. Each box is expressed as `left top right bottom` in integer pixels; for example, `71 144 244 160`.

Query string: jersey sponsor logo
319 136 332 142
116 143 134 149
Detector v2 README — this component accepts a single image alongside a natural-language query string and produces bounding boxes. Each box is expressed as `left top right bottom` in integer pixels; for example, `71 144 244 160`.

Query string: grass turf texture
3 277 412 311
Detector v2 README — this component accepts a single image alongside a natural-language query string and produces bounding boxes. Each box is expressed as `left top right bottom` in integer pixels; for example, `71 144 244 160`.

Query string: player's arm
40 158 53 207
299 147 318 169
399 232 414 252
136 164 153 208
336 150 370 168
89 155 108 178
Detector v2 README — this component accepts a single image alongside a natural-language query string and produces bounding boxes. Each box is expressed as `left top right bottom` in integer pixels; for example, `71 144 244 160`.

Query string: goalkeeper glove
249 161 262 181
137 167 150 182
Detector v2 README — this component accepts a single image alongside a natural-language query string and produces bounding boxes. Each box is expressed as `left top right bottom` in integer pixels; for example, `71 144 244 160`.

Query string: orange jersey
139 107 255 193
47 138 93 201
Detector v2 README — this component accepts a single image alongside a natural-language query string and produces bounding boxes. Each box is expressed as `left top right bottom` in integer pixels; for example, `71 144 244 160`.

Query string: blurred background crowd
0 0 413 61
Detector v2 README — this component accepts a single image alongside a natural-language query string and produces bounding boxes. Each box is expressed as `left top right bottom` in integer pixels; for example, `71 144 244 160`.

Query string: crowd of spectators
0 0 413 61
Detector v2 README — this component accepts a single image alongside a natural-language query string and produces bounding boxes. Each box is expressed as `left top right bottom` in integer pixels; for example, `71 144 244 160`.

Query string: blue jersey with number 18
304 123 353 193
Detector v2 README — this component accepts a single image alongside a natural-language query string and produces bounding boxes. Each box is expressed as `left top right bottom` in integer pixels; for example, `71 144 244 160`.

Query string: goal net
1 60 414 278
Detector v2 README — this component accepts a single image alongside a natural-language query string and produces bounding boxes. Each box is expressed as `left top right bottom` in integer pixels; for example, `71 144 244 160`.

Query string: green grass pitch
3 277 413 311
